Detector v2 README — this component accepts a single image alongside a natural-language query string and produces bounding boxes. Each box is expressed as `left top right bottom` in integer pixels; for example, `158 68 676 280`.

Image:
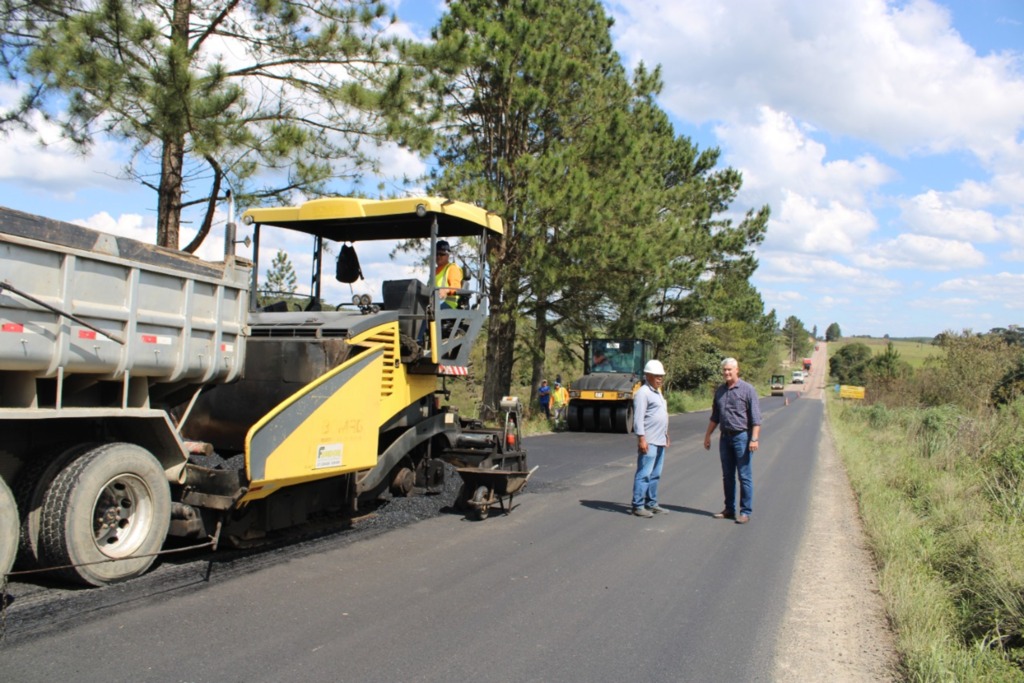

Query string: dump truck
0 197 524 586
566 339 654 433
803 357 812 372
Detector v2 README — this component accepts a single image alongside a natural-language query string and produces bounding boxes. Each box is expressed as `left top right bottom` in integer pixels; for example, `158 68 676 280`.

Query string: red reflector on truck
78 329 97 340
2 323 24 332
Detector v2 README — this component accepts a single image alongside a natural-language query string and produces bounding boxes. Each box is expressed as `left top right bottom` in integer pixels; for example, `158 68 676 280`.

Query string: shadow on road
579 499 715 517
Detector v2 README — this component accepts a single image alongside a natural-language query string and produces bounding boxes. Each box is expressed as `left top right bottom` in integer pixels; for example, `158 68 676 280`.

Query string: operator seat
382 279 430 340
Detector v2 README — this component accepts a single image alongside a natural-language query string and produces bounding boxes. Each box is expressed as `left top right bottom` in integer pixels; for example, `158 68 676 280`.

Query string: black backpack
336 244 363 283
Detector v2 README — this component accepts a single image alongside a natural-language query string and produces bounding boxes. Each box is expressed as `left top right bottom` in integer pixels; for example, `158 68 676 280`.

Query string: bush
992 353 1024 407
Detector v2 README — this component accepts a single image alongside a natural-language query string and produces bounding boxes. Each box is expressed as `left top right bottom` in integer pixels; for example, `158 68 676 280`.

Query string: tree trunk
156 136 185 249
482 294 517 421
156 0 191 250
481 234 518 421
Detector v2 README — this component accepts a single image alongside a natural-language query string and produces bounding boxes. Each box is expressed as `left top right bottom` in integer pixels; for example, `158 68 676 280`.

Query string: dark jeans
719 430 753 516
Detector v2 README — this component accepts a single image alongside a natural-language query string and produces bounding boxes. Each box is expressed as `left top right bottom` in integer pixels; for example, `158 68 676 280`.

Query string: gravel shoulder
772 377 900 681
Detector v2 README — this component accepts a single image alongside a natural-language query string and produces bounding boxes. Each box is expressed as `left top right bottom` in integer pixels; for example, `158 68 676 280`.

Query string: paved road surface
0 391 823 683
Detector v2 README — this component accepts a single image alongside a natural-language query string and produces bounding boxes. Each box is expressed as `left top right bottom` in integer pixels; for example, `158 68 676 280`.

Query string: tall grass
830 398 1024 680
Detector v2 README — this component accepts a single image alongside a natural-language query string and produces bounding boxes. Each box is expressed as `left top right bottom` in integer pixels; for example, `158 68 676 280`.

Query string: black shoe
712 509 735 520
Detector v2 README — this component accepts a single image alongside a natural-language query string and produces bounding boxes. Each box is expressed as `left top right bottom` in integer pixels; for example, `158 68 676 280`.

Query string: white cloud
935 272 1024 304
610 0 1024 160
899 189 999 241
769 190 879 254
714 107 889 254
718 107 892 205
0 89 130 196
854 233 984 270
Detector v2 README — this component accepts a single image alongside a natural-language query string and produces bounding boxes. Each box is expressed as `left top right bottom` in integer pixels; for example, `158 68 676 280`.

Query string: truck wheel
614 406 633 434
597 406 613 432
567 404 581 432
581 406 597 431
0 477 17 579
14 443 97 568
39 443 171 586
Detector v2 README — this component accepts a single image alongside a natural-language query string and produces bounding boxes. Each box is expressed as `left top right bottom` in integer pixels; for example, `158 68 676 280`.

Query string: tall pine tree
2 0 431 250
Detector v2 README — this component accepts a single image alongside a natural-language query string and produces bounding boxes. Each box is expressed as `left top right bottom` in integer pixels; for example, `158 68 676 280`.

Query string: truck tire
567 404 581 432
614 406 633 434
581 406 597 431
39 443 171 586
0 477 17 579
14 443 97 568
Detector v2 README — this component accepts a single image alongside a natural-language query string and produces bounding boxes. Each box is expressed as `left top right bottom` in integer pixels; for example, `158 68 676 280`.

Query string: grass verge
828 398 1024 681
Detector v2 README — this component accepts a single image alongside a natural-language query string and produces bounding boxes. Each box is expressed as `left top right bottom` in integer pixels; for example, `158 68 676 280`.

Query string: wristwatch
751 439 759 443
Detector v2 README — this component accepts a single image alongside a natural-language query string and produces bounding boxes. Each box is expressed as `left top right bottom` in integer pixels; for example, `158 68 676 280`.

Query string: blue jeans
719 431 753 516
632 445 665 510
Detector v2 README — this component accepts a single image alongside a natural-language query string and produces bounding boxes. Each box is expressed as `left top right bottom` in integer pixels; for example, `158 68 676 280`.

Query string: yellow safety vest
435 263 460 308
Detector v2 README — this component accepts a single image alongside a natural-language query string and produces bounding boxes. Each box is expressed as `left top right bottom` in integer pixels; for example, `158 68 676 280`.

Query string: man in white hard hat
631 359 670 517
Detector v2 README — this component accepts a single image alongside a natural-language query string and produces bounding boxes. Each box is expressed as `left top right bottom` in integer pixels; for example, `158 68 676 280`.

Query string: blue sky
2 0 1023 339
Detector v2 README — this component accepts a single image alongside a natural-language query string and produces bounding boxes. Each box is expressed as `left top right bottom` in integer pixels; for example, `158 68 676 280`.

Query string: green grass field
828 336 941 369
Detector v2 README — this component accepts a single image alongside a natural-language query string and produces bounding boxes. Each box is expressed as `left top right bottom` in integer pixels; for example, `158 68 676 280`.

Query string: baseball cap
436 240 451 254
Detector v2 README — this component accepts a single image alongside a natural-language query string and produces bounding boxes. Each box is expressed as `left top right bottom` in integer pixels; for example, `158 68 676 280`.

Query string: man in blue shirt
632 359 670 517
703 357 762 524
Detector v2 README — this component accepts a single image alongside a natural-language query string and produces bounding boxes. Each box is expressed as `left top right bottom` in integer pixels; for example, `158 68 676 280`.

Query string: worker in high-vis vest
434 240 463 309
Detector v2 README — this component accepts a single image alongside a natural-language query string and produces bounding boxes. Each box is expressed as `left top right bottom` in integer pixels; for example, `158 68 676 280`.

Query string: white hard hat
643 359 666 375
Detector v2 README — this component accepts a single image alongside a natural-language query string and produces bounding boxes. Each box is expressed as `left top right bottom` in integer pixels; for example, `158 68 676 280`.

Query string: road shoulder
772 401 900 681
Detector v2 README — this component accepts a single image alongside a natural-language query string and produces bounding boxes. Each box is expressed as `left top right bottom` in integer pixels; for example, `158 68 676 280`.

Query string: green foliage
830 342 872 384
260 249 298 306
662 324 721 391
992 353 1024 407
825 322 842 341
690 269 778 385
3 0 428 249
422 0 768 411
831 399 1024 679
920 330 1021 410
780 315 812 361
990 327 1024 347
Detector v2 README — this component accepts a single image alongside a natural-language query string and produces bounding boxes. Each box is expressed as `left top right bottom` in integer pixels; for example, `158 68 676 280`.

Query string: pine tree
419 0 769 409
262 250 298 304
781 315 812 362
3 1 431 250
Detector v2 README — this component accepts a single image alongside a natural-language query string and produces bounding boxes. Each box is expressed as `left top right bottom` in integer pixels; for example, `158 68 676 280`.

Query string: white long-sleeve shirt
633 382 668 446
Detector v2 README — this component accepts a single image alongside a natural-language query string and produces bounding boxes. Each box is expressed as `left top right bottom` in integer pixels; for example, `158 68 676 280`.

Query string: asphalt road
0 390 823 683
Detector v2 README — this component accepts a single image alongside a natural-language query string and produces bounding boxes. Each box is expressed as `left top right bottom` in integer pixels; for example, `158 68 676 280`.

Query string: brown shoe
735 514 750 524
712 509 735 520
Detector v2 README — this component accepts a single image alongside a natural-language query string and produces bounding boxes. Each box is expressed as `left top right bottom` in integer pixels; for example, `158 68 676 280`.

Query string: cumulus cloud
609 0 1024 160
713 107 890 255
899 189 999 241
854 233 984 270
0 90 130 196
717 107 892 203
935 272 1024 303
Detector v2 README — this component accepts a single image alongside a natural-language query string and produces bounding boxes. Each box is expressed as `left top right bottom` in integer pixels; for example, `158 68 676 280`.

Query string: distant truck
802 357 812 372
0 197 523 586
770 375 786 396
